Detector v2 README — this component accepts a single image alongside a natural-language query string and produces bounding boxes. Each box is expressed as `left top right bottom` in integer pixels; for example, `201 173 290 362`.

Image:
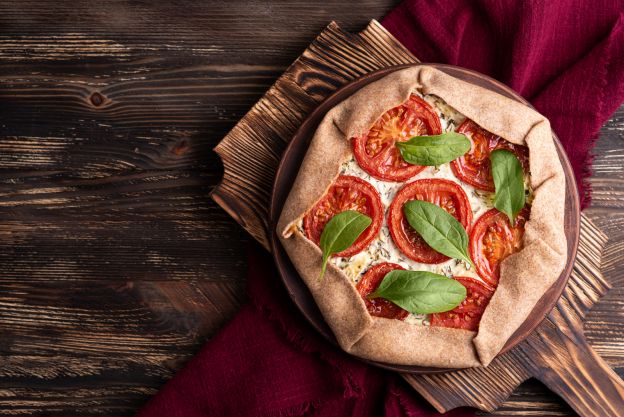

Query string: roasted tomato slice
352 95 442 182
469 207 530 287
303 175 383 257
356 262 409 320
430 276 494 331
451 119 529 191
388 179 472 263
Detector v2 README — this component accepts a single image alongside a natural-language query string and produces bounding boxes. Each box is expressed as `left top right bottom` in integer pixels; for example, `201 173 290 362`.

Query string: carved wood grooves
403 215 622 414
211 21 623 415
212 21 417 249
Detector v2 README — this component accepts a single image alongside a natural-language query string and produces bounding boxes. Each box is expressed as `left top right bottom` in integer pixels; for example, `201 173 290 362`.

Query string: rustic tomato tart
277 66 566 368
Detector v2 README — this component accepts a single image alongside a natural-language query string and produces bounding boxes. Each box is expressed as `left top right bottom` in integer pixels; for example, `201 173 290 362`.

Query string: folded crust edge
277 65 568 368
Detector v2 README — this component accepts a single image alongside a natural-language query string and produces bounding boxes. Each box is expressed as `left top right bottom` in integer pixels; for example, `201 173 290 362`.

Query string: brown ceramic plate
268 64 580 373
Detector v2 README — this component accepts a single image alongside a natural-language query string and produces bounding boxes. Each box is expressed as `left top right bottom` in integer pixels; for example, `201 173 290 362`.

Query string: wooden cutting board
210 20 624 415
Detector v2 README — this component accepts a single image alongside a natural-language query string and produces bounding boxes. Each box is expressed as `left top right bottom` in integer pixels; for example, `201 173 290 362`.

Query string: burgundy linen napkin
136 244 473 417
382 0 624 208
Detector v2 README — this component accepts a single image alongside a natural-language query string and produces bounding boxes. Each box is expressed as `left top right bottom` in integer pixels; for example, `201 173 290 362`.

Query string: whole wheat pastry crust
278 66 566 367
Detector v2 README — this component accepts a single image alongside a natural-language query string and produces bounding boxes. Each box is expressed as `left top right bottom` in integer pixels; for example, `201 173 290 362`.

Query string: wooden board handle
529 332 624 416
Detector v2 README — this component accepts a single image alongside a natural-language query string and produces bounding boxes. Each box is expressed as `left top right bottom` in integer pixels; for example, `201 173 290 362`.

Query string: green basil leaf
319 210 372 281
368 270 466 314
403 200 474 268
396 132 471 166
491 149 525 224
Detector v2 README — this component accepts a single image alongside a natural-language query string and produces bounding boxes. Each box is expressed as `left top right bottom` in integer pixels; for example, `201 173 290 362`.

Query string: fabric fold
382 1 624 207
136 244 476 417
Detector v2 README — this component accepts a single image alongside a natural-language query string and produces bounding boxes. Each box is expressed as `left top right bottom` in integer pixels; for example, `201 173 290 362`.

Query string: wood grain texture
480 109 624 417
404 215 618 414
0 2 403 415
0 1 621 415
213 20 416 248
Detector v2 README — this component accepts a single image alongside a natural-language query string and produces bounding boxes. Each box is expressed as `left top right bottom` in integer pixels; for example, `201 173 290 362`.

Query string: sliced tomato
303 175 383 257
352 95 442 182
430 276 494 331
450 119 529 191
469 207 530 287
388 179 473 263
356 262 409 320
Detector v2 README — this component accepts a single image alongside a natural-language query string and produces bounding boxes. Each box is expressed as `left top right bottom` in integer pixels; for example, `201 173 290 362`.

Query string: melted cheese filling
301 93 531 326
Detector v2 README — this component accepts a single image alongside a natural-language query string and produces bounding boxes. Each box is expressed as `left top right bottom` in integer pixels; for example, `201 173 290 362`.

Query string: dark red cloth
137 2 623 416
137 245 473 417
382 0 624 208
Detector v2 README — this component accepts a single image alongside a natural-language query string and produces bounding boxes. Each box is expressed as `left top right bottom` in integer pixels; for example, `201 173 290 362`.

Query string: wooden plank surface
0 1 622 416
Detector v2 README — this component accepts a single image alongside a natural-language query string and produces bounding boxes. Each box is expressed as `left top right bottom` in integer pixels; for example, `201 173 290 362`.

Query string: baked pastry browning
278 66 566 367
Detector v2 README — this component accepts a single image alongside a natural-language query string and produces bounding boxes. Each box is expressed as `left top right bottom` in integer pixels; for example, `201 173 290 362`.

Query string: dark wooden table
0 2 622 416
